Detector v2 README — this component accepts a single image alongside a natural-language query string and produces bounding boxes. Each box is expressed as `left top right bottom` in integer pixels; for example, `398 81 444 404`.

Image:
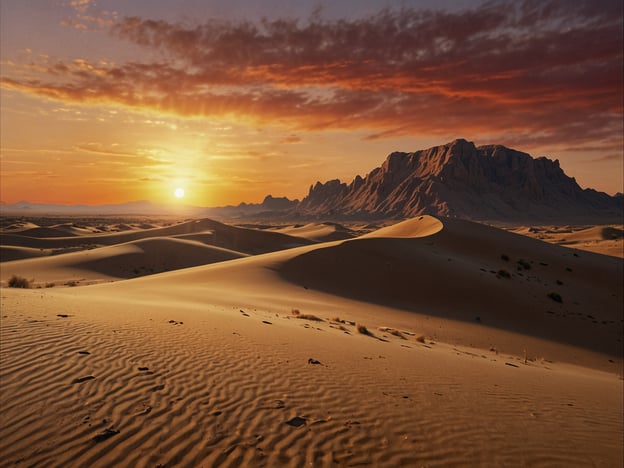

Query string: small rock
92 428 119 443
285 416 307 427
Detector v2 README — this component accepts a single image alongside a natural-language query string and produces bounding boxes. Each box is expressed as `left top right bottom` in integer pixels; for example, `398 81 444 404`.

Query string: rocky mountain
296 139 622 222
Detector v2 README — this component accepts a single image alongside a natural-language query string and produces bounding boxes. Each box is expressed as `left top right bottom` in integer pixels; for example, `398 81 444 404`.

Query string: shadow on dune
276 217 623 358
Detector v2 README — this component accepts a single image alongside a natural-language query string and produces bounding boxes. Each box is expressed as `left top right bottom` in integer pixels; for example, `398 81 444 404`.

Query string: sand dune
0 215 622 466
272 222 357 242
0 245 49 262
0 218 310 253
511 224 624 258
1 237 247 286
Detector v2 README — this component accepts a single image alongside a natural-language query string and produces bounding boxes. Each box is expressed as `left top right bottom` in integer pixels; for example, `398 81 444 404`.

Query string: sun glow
174 187 185 198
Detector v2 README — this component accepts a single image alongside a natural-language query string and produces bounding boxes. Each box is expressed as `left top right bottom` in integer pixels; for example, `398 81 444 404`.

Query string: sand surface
1 215 622 466
509 224 624 259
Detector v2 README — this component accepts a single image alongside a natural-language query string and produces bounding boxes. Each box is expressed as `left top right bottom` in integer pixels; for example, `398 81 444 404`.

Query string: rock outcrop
295 139 622 222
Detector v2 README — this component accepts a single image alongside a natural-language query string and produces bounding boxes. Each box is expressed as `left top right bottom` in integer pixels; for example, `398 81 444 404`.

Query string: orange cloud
2 0 622 151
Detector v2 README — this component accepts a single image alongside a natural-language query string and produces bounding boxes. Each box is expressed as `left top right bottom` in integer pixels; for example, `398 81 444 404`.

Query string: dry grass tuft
379 327 406 339
8 275 32 288
291 309 324 322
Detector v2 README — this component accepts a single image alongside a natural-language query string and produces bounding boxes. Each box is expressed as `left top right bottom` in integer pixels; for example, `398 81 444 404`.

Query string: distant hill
295 139 622 223
0 195 299 219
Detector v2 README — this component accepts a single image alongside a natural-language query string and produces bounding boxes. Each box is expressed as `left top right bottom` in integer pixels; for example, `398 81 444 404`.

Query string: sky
1 0 622 207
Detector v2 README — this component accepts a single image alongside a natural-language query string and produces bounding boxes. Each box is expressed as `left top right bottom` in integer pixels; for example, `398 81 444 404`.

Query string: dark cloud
2 0 622 149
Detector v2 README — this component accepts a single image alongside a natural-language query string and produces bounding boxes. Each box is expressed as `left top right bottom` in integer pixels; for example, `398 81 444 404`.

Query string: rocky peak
295 139 622 222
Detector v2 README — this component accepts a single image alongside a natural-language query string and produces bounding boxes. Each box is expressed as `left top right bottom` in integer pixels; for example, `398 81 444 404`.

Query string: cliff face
296 139 622 222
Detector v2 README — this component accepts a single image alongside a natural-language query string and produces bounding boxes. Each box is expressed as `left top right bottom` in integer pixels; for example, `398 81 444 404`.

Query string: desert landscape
2 0 623 466
1 213 622 466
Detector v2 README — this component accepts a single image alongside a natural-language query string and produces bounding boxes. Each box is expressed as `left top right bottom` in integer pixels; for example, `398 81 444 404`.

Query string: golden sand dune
0 245 49 262
361 215 443 238
511 224 624 258
0 215 622 466
272 222 356 242
1 237 247 285
11 225 79 238
0 218 311 253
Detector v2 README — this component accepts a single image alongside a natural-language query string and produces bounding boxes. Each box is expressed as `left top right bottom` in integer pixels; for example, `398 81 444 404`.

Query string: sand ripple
1 298 622 467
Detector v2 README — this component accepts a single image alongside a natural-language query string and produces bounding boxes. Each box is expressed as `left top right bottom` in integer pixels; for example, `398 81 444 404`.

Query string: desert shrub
8 275 32 288
356 323 370 335
547 292 563 303
379 328 406 339
291 309 324 322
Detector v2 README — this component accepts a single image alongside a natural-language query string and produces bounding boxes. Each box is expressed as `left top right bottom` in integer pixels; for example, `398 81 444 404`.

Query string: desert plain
0 215 622 467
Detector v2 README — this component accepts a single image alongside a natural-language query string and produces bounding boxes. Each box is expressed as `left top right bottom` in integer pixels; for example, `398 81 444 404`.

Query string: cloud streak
2 0 622 149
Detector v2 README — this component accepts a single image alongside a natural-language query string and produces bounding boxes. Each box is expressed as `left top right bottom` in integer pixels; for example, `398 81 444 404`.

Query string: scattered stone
138 367 149 371
505 362 519 368
77 351 90 355
307 358 322 365
92 428 119 443
285 416 307 427
57 314 70 318
262 320 272 325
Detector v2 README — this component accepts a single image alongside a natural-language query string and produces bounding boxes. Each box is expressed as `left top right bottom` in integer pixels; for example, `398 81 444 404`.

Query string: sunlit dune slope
1 238 246 284
0 245 49 262
512 225 624 258
272 222 357 242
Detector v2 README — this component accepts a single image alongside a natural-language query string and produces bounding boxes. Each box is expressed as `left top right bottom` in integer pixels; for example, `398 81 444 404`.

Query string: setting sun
174 187 185 199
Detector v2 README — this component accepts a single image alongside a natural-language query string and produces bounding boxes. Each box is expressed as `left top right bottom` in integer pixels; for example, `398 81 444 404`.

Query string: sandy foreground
0 216 622 467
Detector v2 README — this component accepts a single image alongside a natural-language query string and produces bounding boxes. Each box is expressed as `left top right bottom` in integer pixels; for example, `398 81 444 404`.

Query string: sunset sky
1 0 622 207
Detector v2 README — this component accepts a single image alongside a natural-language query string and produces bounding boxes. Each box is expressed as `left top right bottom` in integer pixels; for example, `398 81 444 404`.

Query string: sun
174 187 185 199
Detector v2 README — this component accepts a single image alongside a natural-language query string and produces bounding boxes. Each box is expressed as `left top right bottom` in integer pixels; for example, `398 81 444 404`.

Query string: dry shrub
379 327 406 339
8 275 32 288
291 309 324 322
356 323 370 335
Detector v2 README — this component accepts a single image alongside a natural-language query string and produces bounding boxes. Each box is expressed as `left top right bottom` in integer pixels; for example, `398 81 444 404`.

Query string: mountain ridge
295 139 622 223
